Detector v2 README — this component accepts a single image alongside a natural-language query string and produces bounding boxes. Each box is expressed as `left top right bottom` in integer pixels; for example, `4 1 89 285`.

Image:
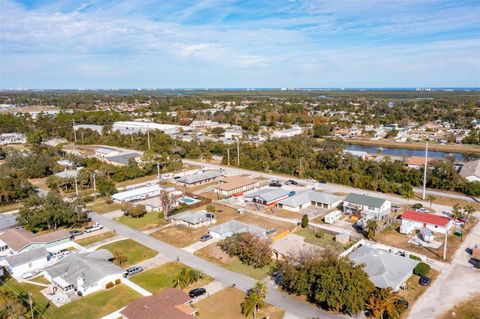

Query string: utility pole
236 138 240 165
72 120 77 143
147 123 151 150
156 162 160 182
74 175 79 197
92 172 96 199
29 292 34 319
227 148 230 166
422 141 429 200
443 230 448 260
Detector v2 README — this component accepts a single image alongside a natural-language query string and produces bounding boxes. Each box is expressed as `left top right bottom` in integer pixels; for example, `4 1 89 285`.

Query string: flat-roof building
213 176 259 196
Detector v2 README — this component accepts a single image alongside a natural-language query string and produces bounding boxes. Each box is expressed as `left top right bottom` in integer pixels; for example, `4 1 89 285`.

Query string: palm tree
426 194 436 208
173 268 204 289
241 281 267 319
451 204 462 220
367 288 399 319
463 205 475 220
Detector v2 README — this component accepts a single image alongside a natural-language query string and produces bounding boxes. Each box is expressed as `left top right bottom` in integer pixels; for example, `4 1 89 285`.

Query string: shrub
105 281 114 289
409 255 421 261
301 215 309 228
414 262 430 277
115 278 121 285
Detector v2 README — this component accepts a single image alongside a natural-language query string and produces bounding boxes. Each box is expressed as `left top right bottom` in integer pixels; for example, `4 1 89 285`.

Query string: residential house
177 170 224 186
4 247 50 277
224 126 243 140
460 160 480 182
400 210 452 235
213 176 259 196
272 126 303 138
276 190 342 212
405 156 436 169
120 288 197 319
348 245 419 291
343 150 369 160
54 168 81 179
43 249 124 296
0 228 72 256
0 133 26 145
209 220 267 240
342 193 391 220
170 210 216 228
73 124 104 134
112 184 164 203
112 121 190 136
244 188 291 206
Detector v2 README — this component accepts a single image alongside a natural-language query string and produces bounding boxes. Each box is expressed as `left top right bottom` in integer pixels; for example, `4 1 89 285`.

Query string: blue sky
1 0 479 89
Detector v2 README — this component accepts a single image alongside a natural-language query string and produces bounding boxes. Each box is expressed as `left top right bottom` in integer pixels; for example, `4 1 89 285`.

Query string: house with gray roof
244 188 291 206
460 159 480 182
348 245 418 291
5 247 49 277
343 193 391 220
209 220 267 240
276 190 343 212
43 249 124 296
170 210 216 228
177 170 223 185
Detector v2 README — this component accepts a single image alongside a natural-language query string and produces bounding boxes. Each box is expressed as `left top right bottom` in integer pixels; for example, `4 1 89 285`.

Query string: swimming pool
179 196 201 205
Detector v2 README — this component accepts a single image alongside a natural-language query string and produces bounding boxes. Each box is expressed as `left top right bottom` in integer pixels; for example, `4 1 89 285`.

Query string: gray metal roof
348 245 418 289
43 249 123 289
171 210 213 224
6 247 49 267
177 170 223 184
344 193 387 208
245 188 290 202
209 220 266 237
105 152 140 165
54 169 80 179
278 190 342 208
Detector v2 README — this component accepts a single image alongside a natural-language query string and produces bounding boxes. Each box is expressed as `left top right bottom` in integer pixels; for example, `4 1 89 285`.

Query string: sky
0 0 479 89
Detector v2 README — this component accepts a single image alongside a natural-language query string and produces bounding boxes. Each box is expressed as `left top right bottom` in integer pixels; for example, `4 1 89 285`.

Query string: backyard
130 261 212 293
96 239 157 267
87 198 122 214
294 227 348 252
196 288 285 319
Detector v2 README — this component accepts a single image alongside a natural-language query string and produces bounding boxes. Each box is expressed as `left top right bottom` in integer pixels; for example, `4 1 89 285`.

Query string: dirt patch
195 242 235 266
235 213 295 234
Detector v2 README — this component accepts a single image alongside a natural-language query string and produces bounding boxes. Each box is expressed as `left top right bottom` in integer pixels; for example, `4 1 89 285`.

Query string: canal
346 144 465 160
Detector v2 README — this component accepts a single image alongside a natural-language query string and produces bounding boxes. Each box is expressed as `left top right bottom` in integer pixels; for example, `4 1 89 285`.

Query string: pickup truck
84 223 103 233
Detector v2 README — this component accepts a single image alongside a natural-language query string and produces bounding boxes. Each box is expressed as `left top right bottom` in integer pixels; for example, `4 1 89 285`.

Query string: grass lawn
116 213 167 231
236 213 295 234
75 231 116 247
97 239 158 268
115 174 158 188
87 198 122 214
196 288 285 319
130 261 212 293
195 243 271 280
439 293 480 319
0 202 22 213
398 269 440 319
29 275 50 285
294 227 344 251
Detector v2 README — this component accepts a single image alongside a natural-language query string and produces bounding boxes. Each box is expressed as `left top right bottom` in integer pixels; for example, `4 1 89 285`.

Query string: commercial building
342 193 391 220
73 124 104 134
213 176 259 196
112 184 164 203
348 245 418 291
177 170 224 186
276 190 342 212
112 121 190 136
272 126 303 138
400 210 453 235
244 188 291 206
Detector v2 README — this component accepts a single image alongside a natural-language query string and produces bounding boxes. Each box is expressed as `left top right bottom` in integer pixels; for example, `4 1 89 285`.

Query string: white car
84 223 103 233
21 272 34 279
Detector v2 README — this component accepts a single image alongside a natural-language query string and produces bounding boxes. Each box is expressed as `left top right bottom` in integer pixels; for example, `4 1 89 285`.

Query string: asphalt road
0 213 18 232
91 212 348 319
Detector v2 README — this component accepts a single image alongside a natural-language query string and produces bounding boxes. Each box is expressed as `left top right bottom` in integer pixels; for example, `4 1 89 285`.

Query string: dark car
206 213 215 219
188 288 206 298
200 234 212 242
419 276 431 286
318 179 327 184
395 299 409 309
69 230 84 237
284 179 298 185
269 181 282 187
123 266 144 278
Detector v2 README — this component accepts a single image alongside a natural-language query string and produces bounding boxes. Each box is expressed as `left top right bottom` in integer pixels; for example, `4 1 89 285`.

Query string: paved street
91 212 348 319
408 221 480 318
0 212 18 232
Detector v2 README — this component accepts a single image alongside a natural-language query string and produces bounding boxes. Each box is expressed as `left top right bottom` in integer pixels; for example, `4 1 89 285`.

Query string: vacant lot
75 231 116 247
267 206 302 219
195 242 271 280
398 270 440 319
88 199 122 214
97 239 157 268
439 294 480 319
117 213 167 231
130 261 212 293
115 174 158 188
294 228 345 251
236 213 295 234
196 288 285 319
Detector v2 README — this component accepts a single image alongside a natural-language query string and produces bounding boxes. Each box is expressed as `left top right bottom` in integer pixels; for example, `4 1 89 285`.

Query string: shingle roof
0 228 71 251
401 210 451 227
6 247 49 267
43 249 123 288
348 245 418 289
209 220 266 237
105 152 140 165
177 170 223 184
460 160 480 179
344 193 387 208
120 288 194 319
244 188 290 202
278 190 342 208
171 211 213 224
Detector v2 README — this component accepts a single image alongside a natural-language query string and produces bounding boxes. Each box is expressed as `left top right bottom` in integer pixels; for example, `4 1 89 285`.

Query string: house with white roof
112 184 164 203
4 247 50 277
170 210 216 228
276 190 343 212
244 188 291 206
460 160 480 182
272 126 303 139
209 220 267 240
343 193 391 220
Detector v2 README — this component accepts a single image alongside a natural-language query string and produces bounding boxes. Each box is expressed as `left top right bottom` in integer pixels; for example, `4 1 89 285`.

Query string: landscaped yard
130 261 212 293
294 227 345 251
97 239 157 267
196 288 285 319
195 242 271 280
398 269 440 319
87 198 122 214
75 231 116 247
151 225 209 248
0 279 140 319
116 213 167 231
439 293 480 319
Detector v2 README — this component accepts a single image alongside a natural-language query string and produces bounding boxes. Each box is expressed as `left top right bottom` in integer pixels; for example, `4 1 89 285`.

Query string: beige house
213 176 259 196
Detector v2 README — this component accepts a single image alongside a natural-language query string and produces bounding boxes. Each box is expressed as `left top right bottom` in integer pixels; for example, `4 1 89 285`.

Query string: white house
112 121 190 136
400 210 453 235
272 126 303 139
244 188 291 206
343 193 391 220
324 210 342 224
0 133 26 145
0 228 72 256
343 150 369 160
4 248 50 277
170 210 216 228
276 190 342 212
224 126 243 140
209 220 267 240
112 184 164 203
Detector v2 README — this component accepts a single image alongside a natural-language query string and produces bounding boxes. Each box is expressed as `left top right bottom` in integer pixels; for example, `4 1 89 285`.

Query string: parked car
188 288 206 298
21 272 35 279
84 223 103 233
394 299 409 309
200 234 212 242
269 180 282 187
69 230 84 237
284 179 298 185
415 208 429 213
123 266 144 278
457 217 468 223
419 276 431 286
206 213 215 219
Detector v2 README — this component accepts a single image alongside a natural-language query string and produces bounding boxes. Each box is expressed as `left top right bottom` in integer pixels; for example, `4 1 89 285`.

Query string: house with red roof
400 210 453 235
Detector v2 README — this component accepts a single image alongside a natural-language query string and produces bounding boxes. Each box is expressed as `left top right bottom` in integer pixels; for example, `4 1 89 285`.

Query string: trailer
324 210 342 224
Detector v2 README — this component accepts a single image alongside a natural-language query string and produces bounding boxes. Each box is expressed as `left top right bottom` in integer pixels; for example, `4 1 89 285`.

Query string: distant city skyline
1 0 479 89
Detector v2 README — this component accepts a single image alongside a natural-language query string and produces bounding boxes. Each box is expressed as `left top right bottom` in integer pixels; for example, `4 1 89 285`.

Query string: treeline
224 137 480 196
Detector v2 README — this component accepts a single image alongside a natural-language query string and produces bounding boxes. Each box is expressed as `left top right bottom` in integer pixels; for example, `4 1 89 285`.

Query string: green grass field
75 231 116 247
224 259 271 280
116 213 166 231
87 199 122 214
130 261 212 293
96 239 158 268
